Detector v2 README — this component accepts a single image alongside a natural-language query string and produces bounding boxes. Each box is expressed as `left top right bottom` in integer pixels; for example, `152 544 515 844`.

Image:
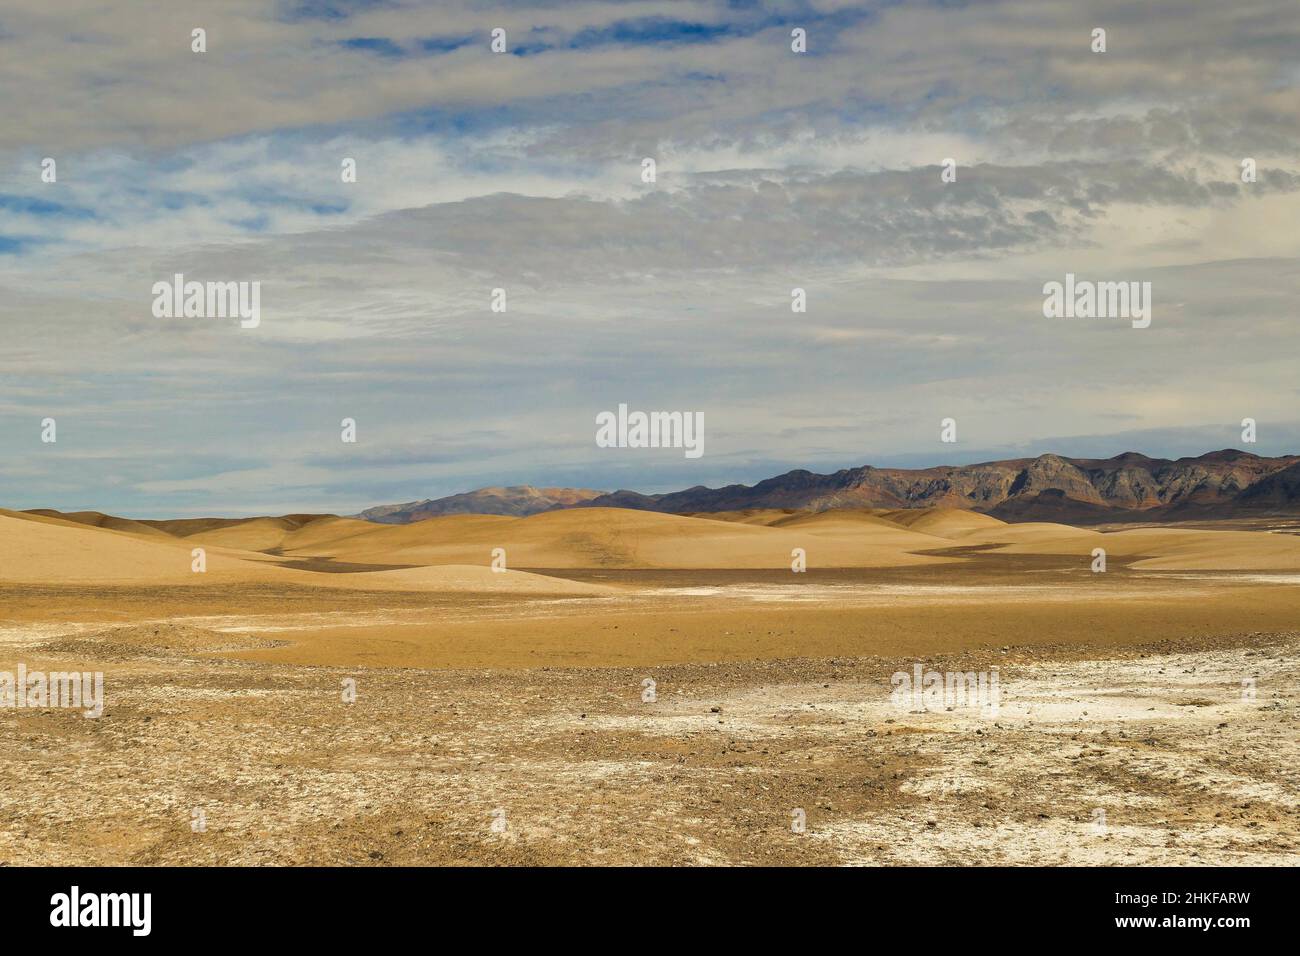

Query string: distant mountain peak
1197 448 1258 462
356 450 1300 525
354 486 605 522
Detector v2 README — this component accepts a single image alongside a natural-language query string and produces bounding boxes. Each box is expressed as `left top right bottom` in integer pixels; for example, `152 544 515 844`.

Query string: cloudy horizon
3 0 1299 517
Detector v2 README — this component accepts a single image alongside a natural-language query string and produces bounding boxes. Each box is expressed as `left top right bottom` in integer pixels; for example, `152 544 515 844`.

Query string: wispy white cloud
1 0 1298 514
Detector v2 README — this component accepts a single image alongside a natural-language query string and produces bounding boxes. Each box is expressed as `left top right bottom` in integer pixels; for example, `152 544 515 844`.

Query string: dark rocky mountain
578 450 1300 521
354 485 605 523
357 451 1300 524
1230 460 1300 509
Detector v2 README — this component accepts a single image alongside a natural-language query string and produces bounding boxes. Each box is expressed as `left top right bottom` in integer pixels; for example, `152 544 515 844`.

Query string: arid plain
1 505 1297 865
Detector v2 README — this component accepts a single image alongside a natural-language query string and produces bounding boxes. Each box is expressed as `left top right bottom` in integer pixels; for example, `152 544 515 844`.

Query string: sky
1 0 1299 517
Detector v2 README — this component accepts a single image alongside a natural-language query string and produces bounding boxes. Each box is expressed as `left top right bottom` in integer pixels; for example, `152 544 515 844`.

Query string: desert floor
1 509 1297 865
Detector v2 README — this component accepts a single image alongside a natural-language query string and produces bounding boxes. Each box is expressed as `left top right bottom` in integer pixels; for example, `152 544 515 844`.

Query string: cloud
1 0 1298 514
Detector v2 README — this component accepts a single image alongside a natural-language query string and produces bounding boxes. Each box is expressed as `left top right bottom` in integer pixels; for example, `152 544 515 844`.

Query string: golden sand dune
686 508 802 526
317 564 618 594
17 508 175 539
10 503 1300 577
284 513 515 558
767 509 903 529
16 509 379 558
180 516 309 551
0 511 289 584
954 520 1300 570
274 515 383 551
962 521 1102 549
0 512 620 592
694 507 1300 570
168 514 348 551
281 507 955 569
1110 528 1300 570
139 516 253 537
177 517 303 551
754 509 958 553
878 507 1009 538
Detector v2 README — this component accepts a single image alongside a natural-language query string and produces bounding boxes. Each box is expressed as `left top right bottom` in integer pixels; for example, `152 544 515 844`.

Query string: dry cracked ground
1 574 1297 866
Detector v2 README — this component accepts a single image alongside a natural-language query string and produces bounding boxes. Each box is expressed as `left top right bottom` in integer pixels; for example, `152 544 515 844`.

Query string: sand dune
21 508 177 539
767 509 904 529
180 516 316 552
753 509 959 554
285 513 516 560
320 564 618 594
694 507 1300 570
177 517 306 552
877 507 1009 538
273 515 384 552
1108 528 1300 570
281 507 955 569
5 501 1296 871
10 504 1300 578
163 514 348 552
686 508 803 526
0 511 290 584
0 512 619 592
951 520 1300 570
138 516 256 537
961 521 1103 550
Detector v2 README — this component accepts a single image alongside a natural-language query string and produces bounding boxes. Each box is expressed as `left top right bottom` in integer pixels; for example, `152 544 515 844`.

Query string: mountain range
356 485 606 523
354 450 1300 525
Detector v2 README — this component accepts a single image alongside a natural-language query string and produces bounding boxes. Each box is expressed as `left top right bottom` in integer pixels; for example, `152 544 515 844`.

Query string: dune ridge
7 503 1300 587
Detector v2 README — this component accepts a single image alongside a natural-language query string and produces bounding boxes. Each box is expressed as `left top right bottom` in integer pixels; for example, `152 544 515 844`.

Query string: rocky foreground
2 623 1295 866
